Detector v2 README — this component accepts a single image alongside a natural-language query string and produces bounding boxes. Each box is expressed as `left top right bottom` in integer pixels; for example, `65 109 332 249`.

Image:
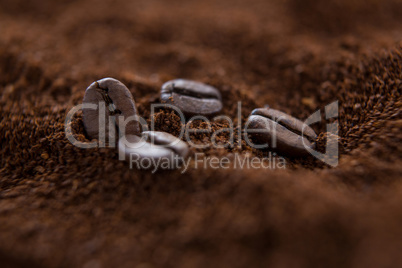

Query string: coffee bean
245 108 317 157
118 131 189 168
161 79 222 116
83 78 140 140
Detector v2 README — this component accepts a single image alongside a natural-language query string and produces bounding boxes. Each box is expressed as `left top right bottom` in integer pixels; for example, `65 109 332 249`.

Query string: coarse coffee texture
0 0 402 267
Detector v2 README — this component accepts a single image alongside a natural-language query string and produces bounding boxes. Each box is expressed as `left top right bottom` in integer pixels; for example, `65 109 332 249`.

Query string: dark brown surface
0 0 401 267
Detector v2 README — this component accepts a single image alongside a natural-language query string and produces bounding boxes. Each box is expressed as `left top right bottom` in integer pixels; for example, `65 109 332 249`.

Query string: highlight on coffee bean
161 79 222 116
245 107 317 157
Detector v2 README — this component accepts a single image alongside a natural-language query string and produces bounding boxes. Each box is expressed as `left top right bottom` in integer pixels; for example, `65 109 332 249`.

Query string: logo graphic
303 101 339 167
65 101 340 170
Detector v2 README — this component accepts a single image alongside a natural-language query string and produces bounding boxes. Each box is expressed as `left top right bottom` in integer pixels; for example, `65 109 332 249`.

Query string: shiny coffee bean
118 131 189 168
246 108 317 157
83 78 140 140
161 79 222 116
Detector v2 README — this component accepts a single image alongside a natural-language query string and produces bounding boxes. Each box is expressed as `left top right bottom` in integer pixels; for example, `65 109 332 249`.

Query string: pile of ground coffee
0 0 401 267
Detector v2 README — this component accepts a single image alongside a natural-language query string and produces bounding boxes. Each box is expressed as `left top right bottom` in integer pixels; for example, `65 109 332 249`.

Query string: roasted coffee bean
161 79 222 116
245 108 317 157
83 78 140 140
118 131 189 168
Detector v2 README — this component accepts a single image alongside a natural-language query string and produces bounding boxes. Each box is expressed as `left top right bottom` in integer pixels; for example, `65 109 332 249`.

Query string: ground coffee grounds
0 0 401 267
